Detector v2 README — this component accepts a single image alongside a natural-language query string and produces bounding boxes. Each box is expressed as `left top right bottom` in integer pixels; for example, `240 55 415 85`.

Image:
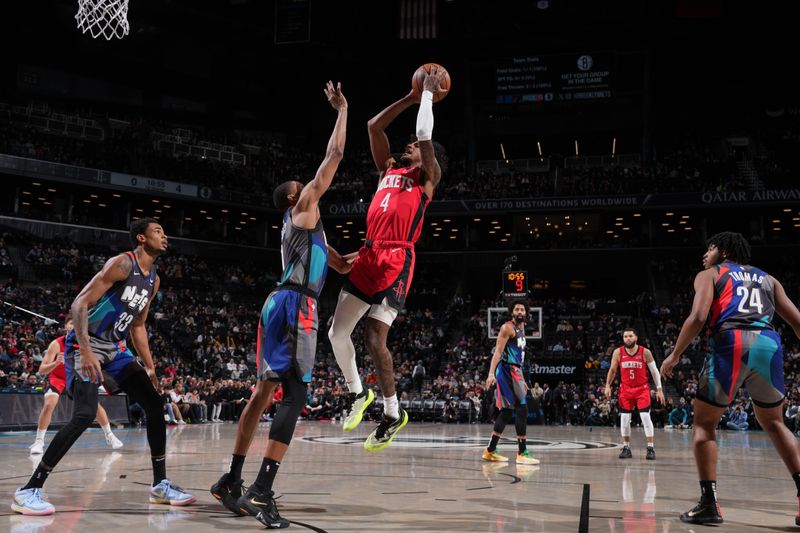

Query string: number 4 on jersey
380 192 391 212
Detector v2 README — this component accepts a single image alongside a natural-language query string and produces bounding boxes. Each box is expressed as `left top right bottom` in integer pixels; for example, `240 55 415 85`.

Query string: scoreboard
495 52 613 105
503 270 528 299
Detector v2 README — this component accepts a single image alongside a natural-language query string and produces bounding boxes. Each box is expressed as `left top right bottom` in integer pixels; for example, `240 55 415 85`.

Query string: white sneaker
29 440 44 456
105 432 124 449
178 420 186 425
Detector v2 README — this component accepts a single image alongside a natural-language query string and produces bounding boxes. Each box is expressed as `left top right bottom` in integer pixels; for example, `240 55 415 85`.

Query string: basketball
412 63 451 103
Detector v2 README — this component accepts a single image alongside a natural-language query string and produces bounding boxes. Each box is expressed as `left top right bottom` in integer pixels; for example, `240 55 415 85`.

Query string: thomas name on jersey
729 271 766 284
377 173 416 192
121 286 150 312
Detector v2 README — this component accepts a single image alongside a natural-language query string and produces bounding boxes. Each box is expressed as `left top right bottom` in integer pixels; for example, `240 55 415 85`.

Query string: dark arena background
1 1 799 532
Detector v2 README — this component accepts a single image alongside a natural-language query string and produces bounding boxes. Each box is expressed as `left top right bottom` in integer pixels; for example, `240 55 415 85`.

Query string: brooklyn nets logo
300 435 618 450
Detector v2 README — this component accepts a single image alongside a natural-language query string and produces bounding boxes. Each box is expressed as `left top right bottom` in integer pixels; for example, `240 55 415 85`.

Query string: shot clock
503 270 528 298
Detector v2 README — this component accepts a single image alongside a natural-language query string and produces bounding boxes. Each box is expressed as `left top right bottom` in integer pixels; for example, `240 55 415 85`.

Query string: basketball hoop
75 0 130 40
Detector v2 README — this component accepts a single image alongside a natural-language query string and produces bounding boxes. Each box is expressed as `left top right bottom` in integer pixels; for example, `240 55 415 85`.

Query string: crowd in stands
1 103 778 209
3 237 800 433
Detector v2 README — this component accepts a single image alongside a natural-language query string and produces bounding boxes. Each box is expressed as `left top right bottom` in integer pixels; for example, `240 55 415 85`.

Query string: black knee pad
515 404 528 436
71 381 99 428
119 364 162 413
118 363 166 456
268 376 307 445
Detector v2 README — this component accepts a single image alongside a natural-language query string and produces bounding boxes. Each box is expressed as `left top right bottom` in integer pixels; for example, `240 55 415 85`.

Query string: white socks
101 423 113 436
35 429 46 442
384 394 399 419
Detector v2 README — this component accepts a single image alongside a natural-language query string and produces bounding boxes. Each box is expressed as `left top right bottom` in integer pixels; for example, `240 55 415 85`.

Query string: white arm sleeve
647 360 662 389
415 90 434 141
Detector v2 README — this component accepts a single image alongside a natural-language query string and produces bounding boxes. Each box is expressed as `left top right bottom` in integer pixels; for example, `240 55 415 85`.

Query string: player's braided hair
706 231 751 264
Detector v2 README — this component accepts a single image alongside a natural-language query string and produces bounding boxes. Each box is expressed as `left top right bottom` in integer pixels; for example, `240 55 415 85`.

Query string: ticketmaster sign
529 358 584 384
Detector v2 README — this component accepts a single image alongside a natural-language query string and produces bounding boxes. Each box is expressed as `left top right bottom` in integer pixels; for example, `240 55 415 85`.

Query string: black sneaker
237 486 289 529
210 473 246 516
680 501 723 524
618 446 632 459
646 447 656 460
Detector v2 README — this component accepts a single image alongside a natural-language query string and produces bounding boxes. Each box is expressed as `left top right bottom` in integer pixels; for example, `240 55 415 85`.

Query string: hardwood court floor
1 421 797 532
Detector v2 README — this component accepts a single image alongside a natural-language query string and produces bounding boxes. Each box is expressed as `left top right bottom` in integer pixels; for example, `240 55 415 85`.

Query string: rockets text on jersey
619 345 649 389
366 166 429 243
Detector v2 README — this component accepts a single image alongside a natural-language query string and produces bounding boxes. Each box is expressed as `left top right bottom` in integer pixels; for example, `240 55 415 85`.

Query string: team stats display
495 52 613 105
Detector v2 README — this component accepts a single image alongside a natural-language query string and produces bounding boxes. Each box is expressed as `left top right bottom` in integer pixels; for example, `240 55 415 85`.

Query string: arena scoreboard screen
503 270 528 298
495 52 613 104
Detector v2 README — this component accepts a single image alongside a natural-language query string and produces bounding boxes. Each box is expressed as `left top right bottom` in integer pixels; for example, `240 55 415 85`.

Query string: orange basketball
412 63 451 103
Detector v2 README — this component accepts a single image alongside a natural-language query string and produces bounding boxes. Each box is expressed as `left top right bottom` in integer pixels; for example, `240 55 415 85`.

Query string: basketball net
75 0 130 40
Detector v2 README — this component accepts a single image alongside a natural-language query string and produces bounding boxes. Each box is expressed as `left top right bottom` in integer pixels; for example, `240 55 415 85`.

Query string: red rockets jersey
619 345 648 388
366 166 429 243
50 335 67 382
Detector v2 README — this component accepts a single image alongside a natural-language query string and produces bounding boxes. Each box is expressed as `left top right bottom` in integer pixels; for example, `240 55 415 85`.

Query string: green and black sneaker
364 408 409 452
343 389 375 432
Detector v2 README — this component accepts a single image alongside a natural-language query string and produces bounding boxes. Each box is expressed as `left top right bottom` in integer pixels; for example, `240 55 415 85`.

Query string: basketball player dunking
29 316 123 456
604 328 664 460
661 232 800 525
211 81 353 529
12 219 194 515
328 66 448 452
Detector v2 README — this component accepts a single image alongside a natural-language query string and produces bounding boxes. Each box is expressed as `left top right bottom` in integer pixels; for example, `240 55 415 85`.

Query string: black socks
700 480 717 504
23 464 52 490
229 454 246 480
253 458 280 493
152 455 166 486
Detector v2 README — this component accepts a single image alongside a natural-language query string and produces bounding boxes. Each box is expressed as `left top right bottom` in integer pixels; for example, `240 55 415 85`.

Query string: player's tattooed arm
70 254 131 382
